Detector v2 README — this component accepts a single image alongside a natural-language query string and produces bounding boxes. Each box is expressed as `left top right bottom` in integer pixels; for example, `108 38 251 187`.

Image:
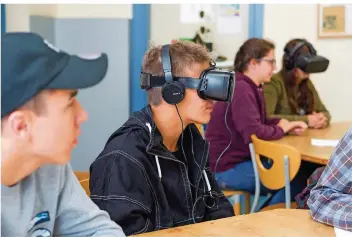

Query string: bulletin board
318 4 352 38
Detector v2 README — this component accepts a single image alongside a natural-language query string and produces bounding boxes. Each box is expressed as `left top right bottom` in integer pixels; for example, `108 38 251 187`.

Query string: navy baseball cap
1 32 108 117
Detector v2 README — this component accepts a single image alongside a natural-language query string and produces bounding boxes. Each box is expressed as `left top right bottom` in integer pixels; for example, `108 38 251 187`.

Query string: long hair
282 39 315 115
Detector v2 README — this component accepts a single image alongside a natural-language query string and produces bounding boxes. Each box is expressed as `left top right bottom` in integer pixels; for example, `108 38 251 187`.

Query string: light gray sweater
1 163 126 237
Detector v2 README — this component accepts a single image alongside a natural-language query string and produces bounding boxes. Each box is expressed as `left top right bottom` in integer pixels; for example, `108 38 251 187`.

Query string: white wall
150 4 249 61
264 4 352 122
5 4 132 32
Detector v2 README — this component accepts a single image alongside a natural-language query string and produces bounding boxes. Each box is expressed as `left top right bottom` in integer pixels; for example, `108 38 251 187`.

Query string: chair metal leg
249 143 260 213
284 155 291 209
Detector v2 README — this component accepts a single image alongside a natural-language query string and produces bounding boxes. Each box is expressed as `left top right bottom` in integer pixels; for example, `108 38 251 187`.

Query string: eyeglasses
259 58 276 66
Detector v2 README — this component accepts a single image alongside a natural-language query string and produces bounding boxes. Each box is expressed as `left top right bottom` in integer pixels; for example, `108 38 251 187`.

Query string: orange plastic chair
222 190 251 215
74 171 90 196
195 123 205 137
249 135 301 212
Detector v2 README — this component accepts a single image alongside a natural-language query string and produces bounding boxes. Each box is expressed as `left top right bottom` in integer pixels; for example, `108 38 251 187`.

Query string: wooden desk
134 209 333 237
274 122 351 165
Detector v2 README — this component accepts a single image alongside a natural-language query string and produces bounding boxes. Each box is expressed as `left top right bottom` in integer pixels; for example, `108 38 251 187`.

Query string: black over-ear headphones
160 44 186 105
283 39 329 73
140 44 235 104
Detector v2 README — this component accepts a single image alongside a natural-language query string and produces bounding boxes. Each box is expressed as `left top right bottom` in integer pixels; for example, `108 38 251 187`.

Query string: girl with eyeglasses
205 38 310 208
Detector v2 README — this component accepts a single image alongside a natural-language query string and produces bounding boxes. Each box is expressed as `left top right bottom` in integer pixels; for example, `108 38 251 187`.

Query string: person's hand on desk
308 112 328 129
278 119 307 135
288 121 308 135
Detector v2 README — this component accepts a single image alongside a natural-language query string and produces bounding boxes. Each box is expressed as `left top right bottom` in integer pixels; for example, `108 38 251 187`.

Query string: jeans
215 159 319 208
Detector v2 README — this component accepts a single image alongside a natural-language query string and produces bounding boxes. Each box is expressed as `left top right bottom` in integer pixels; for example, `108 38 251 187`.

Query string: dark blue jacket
89 105 234 235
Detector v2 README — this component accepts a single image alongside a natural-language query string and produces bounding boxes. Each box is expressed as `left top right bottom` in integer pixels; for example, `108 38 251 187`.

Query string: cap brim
47 53 108 90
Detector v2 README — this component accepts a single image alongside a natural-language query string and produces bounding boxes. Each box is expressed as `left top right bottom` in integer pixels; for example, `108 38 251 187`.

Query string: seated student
1 32 125 236
205 38 311 207
264 38 331 129
307 127 352 230
89 41 234 235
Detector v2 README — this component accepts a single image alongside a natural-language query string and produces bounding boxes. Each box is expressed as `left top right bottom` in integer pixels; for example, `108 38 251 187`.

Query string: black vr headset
283 40 329 73
140 44 235 105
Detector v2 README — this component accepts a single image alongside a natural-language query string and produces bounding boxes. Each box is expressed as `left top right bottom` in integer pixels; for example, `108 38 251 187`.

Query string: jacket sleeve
232 86 285 145
54 164 126 237
309 80 331 124
307 128 352 231
203 167 235 220
266 117 281 126
90 150 154 236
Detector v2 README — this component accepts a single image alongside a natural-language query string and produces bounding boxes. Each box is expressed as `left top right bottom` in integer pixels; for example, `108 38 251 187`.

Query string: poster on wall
216 4 242 35
318 4 352 38
180 4 214 23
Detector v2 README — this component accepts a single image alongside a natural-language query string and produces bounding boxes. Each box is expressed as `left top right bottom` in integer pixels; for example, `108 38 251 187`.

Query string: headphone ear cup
162 81 185 105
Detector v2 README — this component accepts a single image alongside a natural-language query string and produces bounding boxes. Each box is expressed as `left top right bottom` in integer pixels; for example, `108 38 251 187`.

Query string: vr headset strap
288 41 306 59
140 73 200 90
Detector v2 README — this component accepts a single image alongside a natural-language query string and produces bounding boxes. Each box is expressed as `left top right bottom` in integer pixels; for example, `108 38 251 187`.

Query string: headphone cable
214 101 232 175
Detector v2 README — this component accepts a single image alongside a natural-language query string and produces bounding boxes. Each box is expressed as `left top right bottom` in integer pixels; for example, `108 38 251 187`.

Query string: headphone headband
286 40 317 60
161 44 173 83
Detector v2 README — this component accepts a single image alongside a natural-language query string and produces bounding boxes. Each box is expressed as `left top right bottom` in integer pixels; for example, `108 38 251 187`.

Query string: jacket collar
133 105 208 169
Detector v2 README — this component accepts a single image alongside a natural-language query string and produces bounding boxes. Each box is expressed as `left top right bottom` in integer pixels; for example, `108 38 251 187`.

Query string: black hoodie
89 105 234 235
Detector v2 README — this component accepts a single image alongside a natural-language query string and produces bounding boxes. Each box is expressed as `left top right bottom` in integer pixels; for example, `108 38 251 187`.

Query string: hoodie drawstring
202 170 213 197
146 123 162 179
146 122 212 197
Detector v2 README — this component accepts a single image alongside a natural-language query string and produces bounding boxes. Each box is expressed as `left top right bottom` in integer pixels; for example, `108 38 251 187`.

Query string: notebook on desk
311 138 339 147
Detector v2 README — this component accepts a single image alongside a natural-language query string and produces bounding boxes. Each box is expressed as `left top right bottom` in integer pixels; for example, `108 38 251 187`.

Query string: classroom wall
263 4 352 122
5 4 133 171
5 4 132 31
150 4 249 62
5 4 30 31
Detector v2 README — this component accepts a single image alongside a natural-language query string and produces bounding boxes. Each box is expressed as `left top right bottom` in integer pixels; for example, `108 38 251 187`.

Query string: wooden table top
134 209 334 237
273 122 351 165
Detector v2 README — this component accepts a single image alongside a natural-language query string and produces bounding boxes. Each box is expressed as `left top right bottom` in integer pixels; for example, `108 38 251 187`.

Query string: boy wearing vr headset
264 39 331 129
89 41 234 235
1 33 125 236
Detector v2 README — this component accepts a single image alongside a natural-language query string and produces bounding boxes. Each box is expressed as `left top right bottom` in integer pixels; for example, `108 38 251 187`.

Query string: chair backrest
250 135 301 190
74 171 90 196
195 123 205 137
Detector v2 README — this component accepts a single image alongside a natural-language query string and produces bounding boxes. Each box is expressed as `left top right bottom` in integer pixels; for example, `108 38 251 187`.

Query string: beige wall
5 4 31 32
5 4 132 32
264 4 352 122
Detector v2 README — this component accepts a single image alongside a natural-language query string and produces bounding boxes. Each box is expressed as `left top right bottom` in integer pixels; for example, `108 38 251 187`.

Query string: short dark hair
1 91 47 127
142 41 211 106
234 38 275 73
23 91 48 115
